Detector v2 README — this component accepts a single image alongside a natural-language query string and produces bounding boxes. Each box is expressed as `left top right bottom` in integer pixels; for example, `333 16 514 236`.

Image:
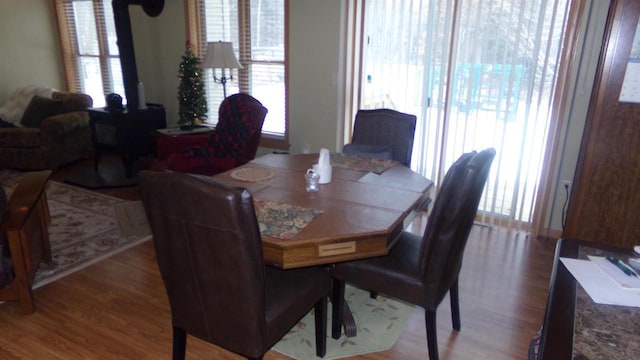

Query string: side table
88 105 166 178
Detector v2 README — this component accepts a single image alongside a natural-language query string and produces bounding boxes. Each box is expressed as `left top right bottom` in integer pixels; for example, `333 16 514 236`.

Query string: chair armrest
40 111 89 136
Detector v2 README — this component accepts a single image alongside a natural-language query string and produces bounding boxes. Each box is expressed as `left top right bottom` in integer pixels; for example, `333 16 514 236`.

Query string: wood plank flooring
0 158 558 359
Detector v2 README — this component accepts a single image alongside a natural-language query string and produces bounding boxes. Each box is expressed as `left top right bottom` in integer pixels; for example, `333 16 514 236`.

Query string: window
55 0 124 107
348 0 579 232
187 0 288 149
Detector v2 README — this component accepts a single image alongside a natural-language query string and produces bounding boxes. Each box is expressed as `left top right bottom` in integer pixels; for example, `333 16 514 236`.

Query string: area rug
113 201 151 238
272 285 414 359
0 170 152 288
64 162 139 189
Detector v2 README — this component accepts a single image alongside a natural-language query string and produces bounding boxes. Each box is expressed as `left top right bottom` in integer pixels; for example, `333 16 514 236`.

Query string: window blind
55 0 123 107
353 0 576 231
189 0 288 145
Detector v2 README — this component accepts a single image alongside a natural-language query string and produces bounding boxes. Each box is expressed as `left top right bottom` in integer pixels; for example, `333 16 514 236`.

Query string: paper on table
560 257 640 307
588 255 640 289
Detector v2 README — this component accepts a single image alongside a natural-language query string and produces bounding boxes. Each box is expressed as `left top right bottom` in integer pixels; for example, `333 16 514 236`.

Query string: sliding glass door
359 0 571 227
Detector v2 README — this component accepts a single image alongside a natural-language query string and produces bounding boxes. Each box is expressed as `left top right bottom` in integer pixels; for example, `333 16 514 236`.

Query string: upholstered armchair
153 93 268 176
0 86 93 170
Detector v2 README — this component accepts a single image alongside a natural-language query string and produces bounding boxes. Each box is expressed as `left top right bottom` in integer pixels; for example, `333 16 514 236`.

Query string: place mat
254 200 323 240
230 167 276 182
331 153 397 174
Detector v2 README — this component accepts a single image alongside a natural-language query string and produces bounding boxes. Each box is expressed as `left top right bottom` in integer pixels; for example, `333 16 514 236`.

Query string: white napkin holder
313 148 332 184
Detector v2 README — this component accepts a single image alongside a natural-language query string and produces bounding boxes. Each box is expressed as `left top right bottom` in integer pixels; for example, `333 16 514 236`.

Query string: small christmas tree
177 42 207 129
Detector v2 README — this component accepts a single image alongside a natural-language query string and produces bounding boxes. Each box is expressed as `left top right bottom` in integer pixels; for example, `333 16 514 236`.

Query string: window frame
54 0 121 106
186 0 290 150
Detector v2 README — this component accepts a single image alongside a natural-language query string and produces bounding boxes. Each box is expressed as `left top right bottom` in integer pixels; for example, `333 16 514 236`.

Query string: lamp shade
202 41 243 69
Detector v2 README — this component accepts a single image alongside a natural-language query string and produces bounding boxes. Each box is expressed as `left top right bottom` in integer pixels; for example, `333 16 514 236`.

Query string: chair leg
369 291 378 299
450 279 461 331
314 296 328 357
331 279 345 339
172 326 187 360
425 310 439 360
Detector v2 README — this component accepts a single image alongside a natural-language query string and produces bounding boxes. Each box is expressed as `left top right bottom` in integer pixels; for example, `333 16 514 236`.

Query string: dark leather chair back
328 149 495 359
140 171 269 353
140 170 330 359
350 109 417 167
420 148 496 309
209 93 268 166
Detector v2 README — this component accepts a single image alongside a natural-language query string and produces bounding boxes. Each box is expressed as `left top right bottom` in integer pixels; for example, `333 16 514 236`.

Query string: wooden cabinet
564 0 640 248
88 105 166 178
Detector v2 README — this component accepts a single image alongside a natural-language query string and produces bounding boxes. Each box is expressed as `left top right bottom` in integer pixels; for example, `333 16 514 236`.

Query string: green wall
0 0 64 101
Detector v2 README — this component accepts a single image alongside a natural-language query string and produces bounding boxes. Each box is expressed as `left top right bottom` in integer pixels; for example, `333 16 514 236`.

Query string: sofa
0 86 94 170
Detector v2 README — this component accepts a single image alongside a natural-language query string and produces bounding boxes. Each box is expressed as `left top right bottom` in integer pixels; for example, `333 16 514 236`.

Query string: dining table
212 152 434 270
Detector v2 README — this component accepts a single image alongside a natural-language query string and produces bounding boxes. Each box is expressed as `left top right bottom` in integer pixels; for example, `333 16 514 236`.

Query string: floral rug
0 170 152 288
272 284 414 359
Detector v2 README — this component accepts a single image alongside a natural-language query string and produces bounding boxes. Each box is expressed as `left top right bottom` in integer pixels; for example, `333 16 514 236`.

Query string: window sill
260 133 290 151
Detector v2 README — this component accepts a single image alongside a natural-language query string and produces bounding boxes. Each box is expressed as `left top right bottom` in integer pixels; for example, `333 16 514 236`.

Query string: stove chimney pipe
111 0 164 110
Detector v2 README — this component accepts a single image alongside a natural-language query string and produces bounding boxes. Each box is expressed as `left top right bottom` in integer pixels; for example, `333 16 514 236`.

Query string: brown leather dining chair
329 148 496 360
343 108 417 167
139 170 331 360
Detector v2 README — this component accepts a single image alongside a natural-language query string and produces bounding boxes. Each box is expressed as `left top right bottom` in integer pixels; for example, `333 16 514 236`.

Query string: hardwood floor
0 158 558 359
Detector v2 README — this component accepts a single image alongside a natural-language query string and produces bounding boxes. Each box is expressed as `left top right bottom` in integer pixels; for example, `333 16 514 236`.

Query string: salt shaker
305 169 320 192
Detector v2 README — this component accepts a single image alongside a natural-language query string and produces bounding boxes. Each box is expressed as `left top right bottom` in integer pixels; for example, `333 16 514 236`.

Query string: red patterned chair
153 93 267 176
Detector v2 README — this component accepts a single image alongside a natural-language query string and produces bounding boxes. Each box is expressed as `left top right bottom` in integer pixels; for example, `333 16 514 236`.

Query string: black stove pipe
112 0 164 110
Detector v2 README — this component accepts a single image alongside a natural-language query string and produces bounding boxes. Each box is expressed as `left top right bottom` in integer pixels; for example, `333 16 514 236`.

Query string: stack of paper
588 256 640 288
560 256 640 307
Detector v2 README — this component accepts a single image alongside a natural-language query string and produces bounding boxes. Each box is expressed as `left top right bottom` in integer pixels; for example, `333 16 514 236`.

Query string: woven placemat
254 200 323 240
331 153 397 174
230 167 275 182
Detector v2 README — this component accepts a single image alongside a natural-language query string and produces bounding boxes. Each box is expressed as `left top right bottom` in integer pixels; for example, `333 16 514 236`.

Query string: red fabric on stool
166 151 235 176
155 134 209 161
156 93 267 176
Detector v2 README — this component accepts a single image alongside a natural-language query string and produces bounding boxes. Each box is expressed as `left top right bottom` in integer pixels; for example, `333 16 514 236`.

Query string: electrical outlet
562 180 572 189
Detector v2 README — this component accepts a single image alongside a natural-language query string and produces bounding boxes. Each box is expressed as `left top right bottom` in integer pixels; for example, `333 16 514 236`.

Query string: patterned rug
0 170 152 288
272 285 414 359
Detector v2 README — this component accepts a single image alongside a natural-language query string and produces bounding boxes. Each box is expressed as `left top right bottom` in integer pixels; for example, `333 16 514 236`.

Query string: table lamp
202 41 243 98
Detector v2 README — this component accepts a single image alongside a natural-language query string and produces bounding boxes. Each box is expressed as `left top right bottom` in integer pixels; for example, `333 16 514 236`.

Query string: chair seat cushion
51 91 93 113
330 230 425 305
20 95 63 128
264 266 330 346
343 143 393 161
0 86 54 126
